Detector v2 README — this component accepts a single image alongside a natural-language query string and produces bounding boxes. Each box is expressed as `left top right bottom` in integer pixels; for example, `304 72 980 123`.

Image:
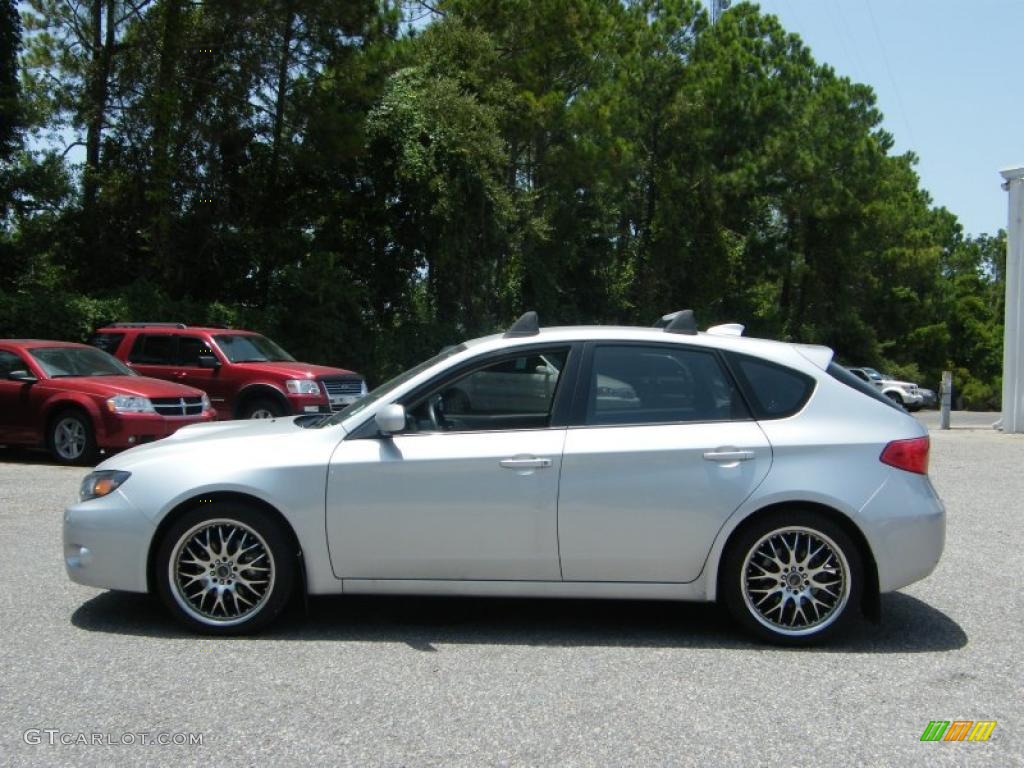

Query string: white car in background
64 311 945 645
849 367 924 411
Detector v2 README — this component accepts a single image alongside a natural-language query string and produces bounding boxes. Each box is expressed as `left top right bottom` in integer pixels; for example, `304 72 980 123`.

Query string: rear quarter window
88 332 125 355
725 353 815 419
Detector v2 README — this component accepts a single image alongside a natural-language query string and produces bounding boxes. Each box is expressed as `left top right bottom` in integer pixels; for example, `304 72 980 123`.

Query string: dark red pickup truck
89 323 365 420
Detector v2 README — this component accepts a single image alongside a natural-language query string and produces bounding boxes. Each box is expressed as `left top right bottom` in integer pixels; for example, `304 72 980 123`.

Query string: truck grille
151 396 205 416
321 378 365 410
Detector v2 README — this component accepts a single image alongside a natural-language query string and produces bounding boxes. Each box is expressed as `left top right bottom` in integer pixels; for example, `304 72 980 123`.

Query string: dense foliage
0 0 1007 406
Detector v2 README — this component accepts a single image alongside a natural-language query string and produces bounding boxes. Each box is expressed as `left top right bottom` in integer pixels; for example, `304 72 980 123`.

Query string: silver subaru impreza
64 311 945 644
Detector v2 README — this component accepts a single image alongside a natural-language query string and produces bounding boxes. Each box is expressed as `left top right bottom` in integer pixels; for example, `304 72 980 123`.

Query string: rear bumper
96 411 216 449
858 470 946 592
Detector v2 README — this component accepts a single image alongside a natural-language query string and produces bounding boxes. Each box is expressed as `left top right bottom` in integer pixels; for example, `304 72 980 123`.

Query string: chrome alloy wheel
168 519 276 627
741 526 851 637
54 416 87 460
249 408 275 419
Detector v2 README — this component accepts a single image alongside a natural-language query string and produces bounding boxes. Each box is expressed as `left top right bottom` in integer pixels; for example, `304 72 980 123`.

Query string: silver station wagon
65 311 945 644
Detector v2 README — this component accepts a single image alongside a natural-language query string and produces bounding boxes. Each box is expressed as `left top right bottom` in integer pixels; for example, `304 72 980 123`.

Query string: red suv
89 323 366 420
0 339 214 464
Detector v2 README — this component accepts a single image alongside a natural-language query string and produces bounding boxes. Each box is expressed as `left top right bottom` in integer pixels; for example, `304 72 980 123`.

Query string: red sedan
0 340 215 465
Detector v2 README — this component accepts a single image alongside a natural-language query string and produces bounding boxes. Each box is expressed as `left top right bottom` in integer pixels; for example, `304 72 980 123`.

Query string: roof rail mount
661 309 698 335
504 311 540 338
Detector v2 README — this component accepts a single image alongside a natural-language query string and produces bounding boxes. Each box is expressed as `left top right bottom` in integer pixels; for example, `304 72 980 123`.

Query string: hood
228 361 358 379
881 379 915 389
47 375 204 399
96 415 347 472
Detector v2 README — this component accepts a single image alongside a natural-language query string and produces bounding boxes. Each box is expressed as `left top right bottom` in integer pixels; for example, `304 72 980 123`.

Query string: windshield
317 344 468 427
30 346 135 378
214 334 296 363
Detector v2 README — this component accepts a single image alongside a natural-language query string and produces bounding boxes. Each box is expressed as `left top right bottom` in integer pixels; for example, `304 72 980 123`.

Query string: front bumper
64 490 154 593
97 411 216 450
858 469 946 592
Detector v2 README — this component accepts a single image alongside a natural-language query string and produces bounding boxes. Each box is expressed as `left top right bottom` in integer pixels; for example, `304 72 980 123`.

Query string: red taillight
880 436 930 475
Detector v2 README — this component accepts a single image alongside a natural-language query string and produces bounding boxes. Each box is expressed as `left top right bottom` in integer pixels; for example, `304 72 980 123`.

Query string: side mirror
374 404 407 435
7 369 38 384
197 354 221 370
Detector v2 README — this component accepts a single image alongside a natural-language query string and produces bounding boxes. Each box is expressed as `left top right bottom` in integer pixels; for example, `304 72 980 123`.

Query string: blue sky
744 0 1021 238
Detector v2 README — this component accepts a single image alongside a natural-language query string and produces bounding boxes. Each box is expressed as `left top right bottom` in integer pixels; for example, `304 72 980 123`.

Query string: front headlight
200 393 212 411
285 379 321 396
80 470 131 501
106 395 154 413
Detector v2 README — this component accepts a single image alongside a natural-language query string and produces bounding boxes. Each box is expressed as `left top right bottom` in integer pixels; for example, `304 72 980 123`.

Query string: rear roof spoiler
794 344 835 371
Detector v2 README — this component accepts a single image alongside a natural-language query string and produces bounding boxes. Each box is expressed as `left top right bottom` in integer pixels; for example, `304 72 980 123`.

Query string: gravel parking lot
1 419 1021 767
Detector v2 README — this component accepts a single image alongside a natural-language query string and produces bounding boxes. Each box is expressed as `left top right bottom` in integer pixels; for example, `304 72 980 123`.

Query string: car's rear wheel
240 397 285 420
721 510 862 645
155 504 296 635
47 410 97 465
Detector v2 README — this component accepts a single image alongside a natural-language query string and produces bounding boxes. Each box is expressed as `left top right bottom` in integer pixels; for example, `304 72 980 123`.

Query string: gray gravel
0 427 1021 767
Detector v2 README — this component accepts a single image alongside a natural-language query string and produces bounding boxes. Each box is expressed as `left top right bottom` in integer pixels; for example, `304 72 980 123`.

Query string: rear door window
584 345 748 426
128 334 176 365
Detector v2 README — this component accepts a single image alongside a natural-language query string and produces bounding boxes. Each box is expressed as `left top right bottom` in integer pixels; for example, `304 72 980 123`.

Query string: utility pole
1000 165 1024 432
710 0 731 25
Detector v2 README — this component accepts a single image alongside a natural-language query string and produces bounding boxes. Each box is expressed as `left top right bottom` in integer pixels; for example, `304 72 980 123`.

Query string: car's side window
88 332 124 355
129 334 176 365
0 350 25 377
726 353 814 419
178 336 214 367
404 348 570 433
584 345 748 426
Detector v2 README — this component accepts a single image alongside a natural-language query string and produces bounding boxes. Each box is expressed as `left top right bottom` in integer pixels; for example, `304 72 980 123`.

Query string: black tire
885 391 905 409
47 409 98 466
239 397 285 420
720 510 863 646
154 503 297 635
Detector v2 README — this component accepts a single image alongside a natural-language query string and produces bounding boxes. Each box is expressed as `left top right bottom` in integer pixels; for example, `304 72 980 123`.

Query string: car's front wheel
155 504 296 634
239 397 285 420
47 409 97 465
721 510 862 645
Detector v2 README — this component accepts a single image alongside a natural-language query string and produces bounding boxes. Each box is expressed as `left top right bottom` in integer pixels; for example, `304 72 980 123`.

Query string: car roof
457 325 833 374
94 324 256 334
0 339 90 350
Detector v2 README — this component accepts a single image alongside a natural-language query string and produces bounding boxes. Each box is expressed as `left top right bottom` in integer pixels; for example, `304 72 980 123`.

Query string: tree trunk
150 0 184 279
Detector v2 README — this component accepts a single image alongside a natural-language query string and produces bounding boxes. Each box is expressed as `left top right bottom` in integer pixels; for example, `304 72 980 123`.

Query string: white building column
1001 166 1024 432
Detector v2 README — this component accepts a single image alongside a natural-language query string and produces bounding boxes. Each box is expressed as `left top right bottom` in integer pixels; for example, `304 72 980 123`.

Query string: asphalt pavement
0 421 1021 767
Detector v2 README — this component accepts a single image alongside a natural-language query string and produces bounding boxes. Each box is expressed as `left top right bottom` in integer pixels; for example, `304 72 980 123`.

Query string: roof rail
107 322 187 329
504 311 540 338
657 309 698 335
104 322 233 329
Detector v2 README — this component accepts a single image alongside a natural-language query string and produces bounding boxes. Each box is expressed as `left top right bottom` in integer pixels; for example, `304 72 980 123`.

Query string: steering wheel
424 394 444 431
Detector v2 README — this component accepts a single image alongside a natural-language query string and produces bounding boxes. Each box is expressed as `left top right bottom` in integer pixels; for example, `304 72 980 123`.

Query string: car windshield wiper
233 358 270 363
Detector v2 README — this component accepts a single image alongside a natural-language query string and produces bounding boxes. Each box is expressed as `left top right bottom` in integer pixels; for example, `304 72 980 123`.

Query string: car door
326 346 575 581
0 348 36 444
125 333 178 382
557 343 772 583
176 335 230 410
